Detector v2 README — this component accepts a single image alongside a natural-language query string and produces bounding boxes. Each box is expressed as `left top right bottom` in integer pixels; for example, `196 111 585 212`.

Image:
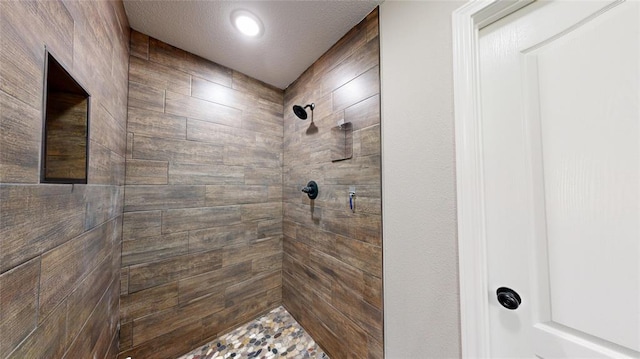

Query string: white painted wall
380 2 463 357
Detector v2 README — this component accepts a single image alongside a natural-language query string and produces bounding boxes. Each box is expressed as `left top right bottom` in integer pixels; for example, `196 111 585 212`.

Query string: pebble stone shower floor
176 306 328 359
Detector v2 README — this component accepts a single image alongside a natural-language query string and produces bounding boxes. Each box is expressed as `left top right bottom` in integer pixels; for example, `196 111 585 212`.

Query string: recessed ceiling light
231 10 263 37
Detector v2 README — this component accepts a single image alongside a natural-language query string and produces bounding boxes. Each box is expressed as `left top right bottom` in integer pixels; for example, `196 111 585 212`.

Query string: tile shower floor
177 306 328 359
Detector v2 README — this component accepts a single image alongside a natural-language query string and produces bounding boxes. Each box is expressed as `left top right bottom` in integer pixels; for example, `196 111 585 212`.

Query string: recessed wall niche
41 50 90 183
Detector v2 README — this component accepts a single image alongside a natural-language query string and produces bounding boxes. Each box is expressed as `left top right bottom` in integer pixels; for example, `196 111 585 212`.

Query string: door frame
452 1 533 357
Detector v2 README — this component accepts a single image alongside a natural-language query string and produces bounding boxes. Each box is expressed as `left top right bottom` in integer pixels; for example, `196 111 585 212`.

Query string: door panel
479 1 639 357
536 5 638 350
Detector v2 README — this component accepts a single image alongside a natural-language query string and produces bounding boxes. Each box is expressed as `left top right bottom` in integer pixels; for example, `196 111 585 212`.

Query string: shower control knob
496 287 521 310
301 181 318 199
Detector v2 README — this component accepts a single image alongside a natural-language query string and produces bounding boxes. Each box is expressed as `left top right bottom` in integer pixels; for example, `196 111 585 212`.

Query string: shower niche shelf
41 50 90 184
331 121 353 162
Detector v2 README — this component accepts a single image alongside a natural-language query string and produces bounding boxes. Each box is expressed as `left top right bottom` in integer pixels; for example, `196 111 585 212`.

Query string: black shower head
293 103 315 120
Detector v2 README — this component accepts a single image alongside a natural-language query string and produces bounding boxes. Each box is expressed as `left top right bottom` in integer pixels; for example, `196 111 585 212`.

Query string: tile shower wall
0 1 129 358
282 8 383 359
119 32 284 359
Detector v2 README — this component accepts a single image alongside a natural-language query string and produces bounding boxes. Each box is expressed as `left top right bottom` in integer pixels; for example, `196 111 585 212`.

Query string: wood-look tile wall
0 1 129 358
283 8 383 359
119 32 284 359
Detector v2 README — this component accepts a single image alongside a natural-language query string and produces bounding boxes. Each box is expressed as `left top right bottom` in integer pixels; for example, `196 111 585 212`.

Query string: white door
478 0 639 357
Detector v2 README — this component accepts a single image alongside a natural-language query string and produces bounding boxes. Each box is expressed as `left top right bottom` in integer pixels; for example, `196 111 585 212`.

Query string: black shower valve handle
301 181 318 199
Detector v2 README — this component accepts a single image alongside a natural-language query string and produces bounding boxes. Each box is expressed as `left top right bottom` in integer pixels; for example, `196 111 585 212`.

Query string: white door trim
452 1 533 357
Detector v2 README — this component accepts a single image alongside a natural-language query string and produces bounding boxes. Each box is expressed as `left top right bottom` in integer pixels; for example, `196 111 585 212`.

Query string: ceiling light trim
231 9 264 38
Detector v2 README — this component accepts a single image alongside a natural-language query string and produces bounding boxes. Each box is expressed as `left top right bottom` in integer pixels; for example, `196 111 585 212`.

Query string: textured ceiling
123 1 382 89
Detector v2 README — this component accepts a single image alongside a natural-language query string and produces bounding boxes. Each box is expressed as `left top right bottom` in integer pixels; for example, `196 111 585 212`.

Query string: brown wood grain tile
282 9 382 356
6 298 68 359
88 140 125 185
188 222 258 253
363 272 382 310
232 71 283 105
65 252 116 344
149 37 234 87
86 144 120 185
354 124 381 157
165 90 242 128
162 206 242 234
344 93 380 130
321 154 381 185
252 252 283 274
128 81 164 113
368 337 384 359
283 254 331 304
124 185 205 211
82 185 123 230
311 249 364 295
0 184 85 273
177 261 252 304
257 218 283 239
205 185 269 206
283 236 309 264
366 7 379 42
222 237 282 267
332 66 379 112
332 281 382 340
118 321 202 359
168 162 244 185
185 52 233 87
191 76 248 110
224 269 281 307
296 225 338 257
104 328 120 359
1 2 130 359
39 220 113 319
349 212 382 246
121 267 129 295
283 294 345 359
0 0 74 107
0 257 40 358
335 235 381 276
311 295 369 358
148 37 187 69
224 144 281 168
122 232 189 266
64 277 119 359
128 250 222 293
128 56 190 95
0 4 43 109
132 292 224 346
314 18 367 76
283 220 297 239
125 159 169 185
123 210 162 241
322 36 379 95
91 104 127 157
186 118 255 146
127 106 186 140
130 30 149 59
0 90 41 183
240 202 282 222
203 287 281 338
241 99 284 138
132 135 224 164
120 281 178 323
126 132 134 159
118 320 133 351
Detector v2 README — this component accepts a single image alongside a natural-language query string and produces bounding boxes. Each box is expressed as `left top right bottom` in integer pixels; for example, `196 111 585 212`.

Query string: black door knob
496 287 521 310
